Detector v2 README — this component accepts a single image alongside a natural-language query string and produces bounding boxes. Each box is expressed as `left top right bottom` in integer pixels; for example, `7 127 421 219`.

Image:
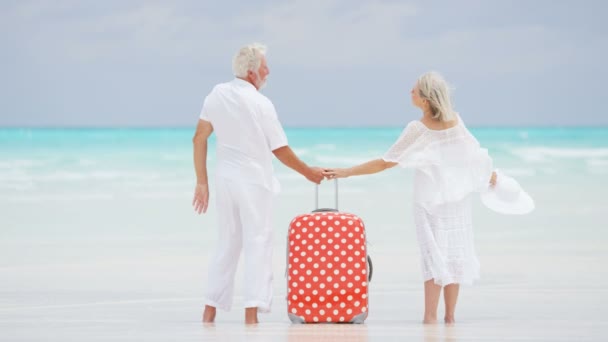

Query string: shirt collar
233 77 257 90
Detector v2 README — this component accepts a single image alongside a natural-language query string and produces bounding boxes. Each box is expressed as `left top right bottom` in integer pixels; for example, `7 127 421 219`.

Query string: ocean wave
510 147 608 162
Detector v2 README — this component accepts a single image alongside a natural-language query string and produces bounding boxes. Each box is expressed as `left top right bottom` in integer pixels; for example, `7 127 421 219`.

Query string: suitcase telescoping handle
314 179 338 212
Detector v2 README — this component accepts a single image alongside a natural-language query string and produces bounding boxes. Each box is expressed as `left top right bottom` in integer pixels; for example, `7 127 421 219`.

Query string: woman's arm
323 158 397 179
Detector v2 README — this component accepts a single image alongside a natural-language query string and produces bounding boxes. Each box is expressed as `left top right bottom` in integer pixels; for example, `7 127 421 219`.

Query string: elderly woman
324 71 496 324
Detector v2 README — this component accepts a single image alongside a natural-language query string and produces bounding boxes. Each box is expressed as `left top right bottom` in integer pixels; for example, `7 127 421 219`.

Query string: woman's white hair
416 71 457 122
232 43 267 78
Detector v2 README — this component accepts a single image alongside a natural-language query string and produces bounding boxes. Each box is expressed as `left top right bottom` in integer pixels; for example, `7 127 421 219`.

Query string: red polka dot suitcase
286 180 372 324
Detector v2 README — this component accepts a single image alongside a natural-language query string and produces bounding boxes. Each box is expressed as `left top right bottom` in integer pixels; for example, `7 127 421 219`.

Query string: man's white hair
232 43 267 78
416 71 457 122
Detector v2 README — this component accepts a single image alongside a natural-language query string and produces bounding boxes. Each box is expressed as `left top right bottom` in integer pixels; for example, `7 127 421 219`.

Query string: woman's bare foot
202 305 216 323
423 314 438 324
444 316 455 324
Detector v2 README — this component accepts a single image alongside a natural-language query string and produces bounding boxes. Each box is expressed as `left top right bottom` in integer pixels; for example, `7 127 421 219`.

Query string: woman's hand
489 171 497 187
322 168 350 179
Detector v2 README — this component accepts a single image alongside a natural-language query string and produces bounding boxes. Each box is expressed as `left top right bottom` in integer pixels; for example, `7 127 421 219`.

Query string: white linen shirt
199 78 288 193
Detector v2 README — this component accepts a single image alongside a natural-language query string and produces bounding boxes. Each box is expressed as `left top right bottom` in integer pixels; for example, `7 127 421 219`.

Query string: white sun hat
480 170 535 215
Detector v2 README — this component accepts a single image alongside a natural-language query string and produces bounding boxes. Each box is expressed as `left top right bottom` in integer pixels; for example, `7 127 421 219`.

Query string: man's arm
192 119 214 214
272 145 324 184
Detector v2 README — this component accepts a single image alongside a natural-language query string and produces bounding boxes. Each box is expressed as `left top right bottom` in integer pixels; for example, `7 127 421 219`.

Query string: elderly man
192 43 324 324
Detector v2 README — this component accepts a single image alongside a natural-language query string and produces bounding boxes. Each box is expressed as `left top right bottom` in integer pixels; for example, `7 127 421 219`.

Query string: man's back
200 78 287 192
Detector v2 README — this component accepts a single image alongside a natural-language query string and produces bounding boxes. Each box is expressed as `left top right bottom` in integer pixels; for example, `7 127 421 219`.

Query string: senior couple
192 43 501 325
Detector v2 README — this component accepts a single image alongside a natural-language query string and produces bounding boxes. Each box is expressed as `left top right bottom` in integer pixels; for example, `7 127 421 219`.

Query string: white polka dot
340 302 346 308
326 303 332 309
328 251 334 256
362 307 367 312
355 227 360 232
327 317 332 322
300 251 306 257
362 294 367 299
306 309 311 314
355 276 361 281
291 308 297 313
334 256 340 262
321 233 327 238
361 257 366 262
341 263 346 268
315 239 320 244
333 283 339 288
299 276 304 282
306 296 311 301
320 270 326 275
347 309 352 314
321 245 326 250
355 239 360 244
292 282 298 287
314 251 320 256
299 302 304 308
348 245 353 250
339 317 345 322
322 221 327 226
313 290 318 295
355 263 360 268
362 282 367 287
333 296 339 302
313 276 319 282
342 226 347 232
319 296 325 302
302 227 307 232
348 270 354 275
355 288 361 294
340 289 346 295
294 258 299 263
348 220 353 225
309 222 314 226
341 276 346 281
328 216 334 220
326 289 332 295
320 283 326 289
315 227 320 232
308 233 313 239
303 217 308 221
334 245 340 250
294 246 299 250
296 234 301 239
293 269 298 275
348 232 353 237
333 309 339 315
307 257 313 262
354 301 360 307
341 251 347 256
299 264 305 269
308 245 313 250
296 222 301 227
347 295 353 301
341 238 346 244
321 257 326 262
334 232 340 238
320 309 325 315
306 283 311 288
299 289 304 295
326 276 333 282
312 303 318 308
306 270 312 275
354 251 360 256
327 263 333 269
334 269 340 275
292 295 297 300
362 270 367 275
348 257 353 262
313 263 319 269
328 239 333 244
313 316 319 322
347 282 353 288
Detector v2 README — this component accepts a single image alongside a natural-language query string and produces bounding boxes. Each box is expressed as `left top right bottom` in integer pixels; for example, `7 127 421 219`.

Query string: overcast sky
1 0 607 127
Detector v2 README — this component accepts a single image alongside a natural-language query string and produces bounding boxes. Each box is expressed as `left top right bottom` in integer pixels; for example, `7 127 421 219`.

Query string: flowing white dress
383 116 493 286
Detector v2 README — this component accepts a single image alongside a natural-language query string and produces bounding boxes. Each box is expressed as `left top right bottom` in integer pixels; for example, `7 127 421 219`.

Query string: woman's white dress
383 116 493 286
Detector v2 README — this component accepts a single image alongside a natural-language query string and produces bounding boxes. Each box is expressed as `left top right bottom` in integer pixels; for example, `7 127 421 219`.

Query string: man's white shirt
199 78 288 193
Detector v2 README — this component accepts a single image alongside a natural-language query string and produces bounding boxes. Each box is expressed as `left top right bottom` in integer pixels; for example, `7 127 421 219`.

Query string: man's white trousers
204 177 274 312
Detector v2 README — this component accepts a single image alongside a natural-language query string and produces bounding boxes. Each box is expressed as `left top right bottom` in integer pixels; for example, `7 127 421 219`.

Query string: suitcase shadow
287 323 368 342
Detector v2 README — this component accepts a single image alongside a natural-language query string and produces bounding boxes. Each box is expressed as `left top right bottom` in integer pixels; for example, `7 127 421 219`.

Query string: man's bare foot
444 316 455 324
202 305 216 323
245 307 259 324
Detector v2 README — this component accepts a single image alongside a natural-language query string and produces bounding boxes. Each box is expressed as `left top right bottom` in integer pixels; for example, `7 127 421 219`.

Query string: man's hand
192 183 210 214
306 166 325 184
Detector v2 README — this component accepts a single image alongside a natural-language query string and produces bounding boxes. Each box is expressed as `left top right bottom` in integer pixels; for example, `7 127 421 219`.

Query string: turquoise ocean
1 126 607 340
